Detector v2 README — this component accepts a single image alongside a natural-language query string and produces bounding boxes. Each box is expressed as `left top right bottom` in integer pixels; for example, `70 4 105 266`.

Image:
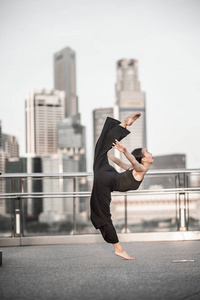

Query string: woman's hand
112 139 126 153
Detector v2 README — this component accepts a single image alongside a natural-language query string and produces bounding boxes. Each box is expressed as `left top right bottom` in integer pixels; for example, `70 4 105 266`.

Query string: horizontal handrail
0 187 200 199
0 172 93 178
0 169 200 178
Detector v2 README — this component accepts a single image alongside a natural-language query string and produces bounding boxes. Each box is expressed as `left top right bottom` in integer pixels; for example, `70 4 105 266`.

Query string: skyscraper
54 47 78 118
0 121 19 159
57 116 87 172
0 121 19 215
2 134 19 158
93 108 113 146
115 59 146 155
25 89 65 155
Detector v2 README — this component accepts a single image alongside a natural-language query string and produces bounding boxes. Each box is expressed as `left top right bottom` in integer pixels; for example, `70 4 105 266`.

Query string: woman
90 113 153 260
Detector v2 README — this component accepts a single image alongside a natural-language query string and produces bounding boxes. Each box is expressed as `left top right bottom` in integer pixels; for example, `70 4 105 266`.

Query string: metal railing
0 169 200 238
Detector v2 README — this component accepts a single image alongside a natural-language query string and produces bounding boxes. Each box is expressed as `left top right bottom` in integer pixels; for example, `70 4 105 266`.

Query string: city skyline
0 0 200 171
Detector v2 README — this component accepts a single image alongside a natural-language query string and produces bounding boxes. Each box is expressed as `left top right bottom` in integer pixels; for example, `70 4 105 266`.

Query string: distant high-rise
54 47 78 118
0 120 19 215
2 134 19 158
115 59 146 154
25 89 65 155
57 116 87 172
93 108 113 146
0 121 19 158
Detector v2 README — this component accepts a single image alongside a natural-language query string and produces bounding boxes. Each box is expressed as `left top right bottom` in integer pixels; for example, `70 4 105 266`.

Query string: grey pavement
0 241 200 300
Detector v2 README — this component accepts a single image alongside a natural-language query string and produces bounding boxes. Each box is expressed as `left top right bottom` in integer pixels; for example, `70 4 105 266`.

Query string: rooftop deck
1 240 200 300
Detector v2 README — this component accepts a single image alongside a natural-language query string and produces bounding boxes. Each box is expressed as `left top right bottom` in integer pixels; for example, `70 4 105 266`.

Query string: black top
114 168 142 192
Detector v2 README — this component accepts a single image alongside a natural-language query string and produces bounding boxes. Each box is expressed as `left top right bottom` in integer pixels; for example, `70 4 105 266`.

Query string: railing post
11 178 15 237
0 250 2 266
179 197 186 231
175 175 179 231
186 173 189 231
21 179 25 236
179 173 187 232
14 207 21 237
73 177 77 235
14 186 23 237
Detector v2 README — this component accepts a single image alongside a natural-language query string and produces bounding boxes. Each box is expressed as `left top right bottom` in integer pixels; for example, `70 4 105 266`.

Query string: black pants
90 117 130 243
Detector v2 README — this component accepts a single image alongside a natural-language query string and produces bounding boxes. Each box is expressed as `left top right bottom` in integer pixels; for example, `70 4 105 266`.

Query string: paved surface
0 241 200 300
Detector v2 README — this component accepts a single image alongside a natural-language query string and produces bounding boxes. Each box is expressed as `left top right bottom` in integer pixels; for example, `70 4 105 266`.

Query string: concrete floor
0 241 200 300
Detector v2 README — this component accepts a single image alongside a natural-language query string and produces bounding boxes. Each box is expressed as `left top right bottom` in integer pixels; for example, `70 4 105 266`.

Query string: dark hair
131 148 144 164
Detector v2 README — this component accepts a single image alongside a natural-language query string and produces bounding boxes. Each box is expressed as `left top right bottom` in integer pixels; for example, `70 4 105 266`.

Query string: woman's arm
108 153 131 170
112 140 146 172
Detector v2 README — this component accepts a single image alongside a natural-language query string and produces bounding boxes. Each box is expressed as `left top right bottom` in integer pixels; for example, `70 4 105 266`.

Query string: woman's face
142 149 153 164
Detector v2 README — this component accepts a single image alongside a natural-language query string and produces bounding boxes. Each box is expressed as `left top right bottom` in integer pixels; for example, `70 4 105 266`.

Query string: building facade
25 89 65 155
115 59 146 157
2 134 19 158
54 47 78 118
0 120 19 159
6 156 43 218
0 121 19 215
93 108 113 146
57 116 86 172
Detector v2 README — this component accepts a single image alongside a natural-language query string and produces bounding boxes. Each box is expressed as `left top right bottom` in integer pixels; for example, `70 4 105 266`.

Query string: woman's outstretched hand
112 139 126 153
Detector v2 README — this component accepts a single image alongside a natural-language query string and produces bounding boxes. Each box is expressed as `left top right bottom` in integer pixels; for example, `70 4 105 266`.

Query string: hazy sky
0 0 200 171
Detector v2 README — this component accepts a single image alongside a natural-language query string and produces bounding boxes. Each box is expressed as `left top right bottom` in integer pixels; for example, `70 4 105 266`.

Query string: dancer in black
90 113 153 260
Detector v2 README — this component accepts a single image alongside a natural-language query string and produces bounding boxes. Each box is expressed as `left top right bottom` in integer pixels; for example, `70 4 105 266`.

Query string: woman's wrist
122 148 127 154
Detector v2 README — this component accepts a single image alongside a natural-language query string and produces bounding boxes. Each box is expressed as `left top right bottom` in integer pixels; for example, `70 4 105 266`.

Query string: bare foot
125 113 141 126
113 242 135 260
115 250 135 260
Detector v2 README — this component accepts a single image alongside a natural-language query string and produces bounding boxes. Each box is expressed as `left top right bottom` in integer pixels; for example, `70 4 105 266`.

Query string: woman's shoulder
132 168 146 182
